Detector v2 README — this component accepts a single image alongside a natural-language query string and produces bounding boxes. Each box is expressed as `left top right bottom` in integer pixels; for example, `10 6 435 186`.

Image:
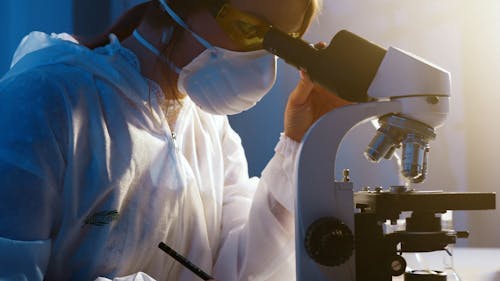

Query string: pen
158 242 214 281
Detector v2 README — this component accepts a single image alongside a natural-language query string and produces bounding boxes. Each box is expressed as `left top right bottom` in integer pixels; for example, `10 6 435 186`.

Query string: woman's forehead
230 0 309 33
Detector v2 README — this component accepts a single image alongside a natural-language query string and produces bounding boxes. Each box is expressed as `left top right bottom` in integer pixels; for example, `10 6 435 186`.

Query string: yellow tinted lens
215 4 270 51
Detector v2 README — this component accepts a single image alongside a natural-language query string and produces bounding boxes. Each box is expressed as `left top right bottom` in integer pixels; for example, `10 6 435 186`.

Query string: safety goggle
211 2 301 51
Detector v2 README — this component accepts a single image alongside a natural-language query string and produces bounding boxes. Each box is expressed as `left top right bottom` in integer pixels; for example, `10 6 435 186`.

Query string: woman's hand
284 69 352 142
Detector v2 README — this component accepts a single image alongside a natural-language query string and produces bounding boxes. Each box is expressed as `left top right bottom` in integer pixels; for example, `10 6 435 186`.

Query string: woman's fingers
288 69 314 107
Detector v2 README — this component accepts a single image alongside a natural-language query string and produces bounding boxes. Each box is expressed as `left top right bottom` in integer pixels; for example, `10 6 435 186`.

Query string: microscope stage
354 190 496 219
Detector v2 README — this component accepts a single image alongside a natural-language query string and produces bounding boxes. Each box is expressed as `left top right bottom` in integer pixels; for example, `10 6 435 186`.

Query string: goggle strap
132 29 182 74
157 0 213 50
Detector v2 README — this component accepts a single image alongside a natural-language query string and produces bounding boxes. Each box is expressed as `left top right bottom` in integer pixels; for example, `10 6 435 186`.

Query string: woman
0 0 347 280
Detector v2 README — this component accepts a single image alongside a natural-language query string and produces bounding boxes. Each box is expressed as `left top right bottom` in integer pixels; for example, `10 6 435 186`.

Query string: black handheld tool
158 242 214 281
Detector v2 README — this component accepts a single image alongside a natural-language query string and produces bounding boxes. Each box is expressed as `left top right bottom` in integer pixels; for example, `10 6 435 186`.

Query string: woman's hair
298 0 323 36
79 0 323 103
76 2 150 49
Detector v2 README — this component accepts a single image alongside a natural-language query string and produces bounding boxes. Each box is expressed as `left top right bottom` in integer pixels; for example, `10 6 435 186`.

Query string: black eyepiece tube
262 28 319 71
263 28 387 102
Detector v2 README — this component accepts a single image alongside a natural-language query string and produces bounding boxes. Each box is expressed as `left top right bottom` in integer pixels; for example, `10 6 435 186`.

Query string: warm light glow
305 0 500 246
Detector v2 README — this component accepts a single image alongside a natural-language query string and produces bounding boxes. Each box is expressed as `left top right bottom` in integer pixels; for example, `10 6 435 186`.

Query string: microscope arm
295 100 403 281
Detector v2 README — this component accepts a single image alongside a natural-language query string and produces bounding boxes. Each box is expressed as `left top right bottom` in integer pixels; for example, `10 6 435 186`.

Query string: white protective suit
0 32 298 281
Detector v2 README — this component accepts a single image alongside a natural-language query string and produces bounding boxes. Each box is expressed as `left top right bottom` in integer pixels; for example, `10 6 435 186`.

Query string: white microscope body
295 46 451 281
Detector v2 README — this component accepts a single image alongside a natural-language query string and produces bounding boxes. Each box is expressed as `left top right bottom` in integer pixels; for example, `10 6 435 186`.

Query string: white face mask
178 47 276 115
134 0 277 115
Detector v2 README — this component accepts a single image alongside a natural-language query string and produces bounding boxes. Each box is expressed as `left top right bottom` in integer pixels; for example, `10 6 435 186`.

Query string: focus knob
304 217 354 266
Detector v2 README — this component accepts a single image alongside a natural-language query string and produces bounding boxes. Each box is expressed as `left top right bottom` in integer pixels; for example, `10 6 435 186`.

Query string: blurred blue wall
0 0 73 75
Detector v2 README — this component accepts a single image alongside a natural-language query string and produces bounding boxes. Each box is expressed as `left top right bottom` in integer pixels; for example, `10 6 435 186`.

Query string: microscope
262 30 497 280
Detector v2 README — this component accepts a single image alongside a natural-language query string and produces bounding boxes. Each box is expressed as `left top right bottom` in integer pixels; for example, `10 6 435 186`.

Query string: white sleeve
0 237 52 281
0 71 67 279
213 120 299 281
